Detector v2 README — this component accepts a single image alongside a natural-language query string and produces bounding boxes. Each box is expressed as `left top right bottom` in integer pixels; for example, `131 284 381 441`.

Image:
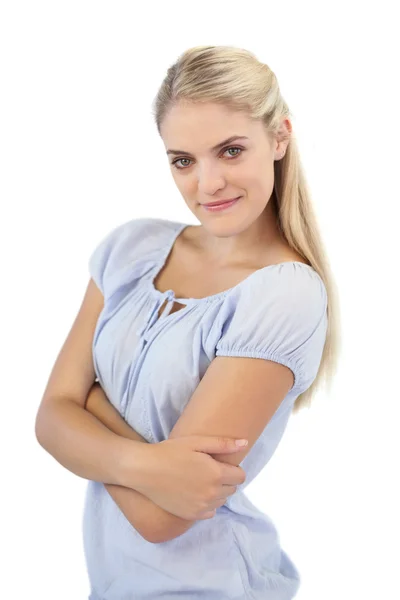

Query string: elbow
144 534 164 544
140 521 179 544
35 400 55 447
140 525 170 545
145 532 174 544
145 522 195 544
35 403 59 450
34 397 72 448
34 410 47 448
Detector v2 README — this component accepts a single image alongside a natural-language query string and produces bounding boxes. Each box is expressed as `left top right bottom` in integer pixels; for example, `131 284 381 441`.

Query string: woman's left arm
84 383 191 542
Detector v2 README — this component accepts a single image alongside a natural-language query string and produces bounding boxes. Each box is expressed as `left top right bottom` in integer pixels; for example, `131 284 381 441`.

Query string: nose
197 163 227 195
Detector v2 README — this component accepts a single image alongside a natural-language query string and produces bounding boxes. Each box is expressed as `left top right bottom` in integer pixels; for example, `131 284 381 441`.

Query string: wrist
115 437 155 493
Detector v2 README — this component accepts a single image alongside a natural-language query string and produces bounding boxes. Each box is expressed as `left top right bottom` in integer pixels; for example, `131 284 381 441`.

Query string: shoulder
215 262 328 394
88 216 181 295
107 216 179 240
231 260 327 310
91 216 181 257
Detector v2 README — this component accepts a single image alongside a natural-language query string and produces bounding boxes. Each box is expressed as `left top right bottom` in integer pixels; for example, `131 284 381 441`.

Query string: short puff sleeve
88 217 154 298
215 263 328 394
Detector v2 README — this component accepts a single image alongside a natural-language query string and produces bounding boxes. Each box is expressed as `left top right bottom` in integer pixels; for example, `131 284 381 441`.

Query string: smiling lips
203 196 241 207
201 197 241 212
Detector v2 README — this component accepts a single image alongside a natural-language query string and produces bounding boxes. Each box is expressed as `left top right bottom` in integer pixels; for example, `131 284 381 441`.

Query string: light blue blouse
83 216 328 600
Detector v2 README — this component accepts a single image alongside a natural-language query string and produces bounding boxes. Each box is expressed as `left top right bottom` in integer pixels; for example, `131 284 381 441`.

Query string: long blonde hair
152 45 342 414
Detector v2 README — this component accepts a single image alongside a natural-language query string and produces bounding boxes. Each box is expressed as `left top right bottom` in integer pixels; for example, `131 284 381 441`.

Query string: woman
35 45 341 599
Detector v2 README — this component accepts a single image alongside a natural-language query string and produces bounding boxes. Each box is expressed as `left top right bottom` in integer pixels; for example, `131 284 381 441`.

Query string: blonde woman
35 45 341 599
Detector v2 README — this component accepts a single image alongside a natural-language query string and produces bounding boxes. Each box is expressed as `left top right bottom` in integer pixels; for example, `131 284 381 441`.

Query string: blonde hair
152 45 342 414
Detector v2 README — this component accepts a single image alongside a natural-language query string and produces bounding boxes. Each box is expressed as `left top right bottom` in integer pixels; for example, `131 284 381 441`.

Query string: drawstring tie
136 289 176 338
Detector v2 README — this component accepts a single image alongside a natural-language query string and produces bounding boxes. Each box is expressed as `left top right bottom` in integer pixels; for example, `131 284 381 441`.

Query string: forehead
161 101 259 146
161 101 250 143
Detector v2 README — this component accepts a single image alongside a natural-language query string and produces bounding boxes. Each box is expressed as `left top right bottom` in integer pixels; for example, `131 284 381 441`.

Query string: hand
135 435 247 521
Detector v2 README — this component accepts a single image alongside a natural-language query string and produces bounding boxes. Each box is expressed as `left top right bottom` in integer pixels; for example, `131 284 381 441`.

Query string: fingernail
235 439 248 447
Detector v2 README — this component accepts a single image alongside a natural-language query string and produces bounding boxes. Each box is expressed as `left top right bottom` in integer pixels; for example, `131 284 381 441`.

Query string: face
160 101 288 244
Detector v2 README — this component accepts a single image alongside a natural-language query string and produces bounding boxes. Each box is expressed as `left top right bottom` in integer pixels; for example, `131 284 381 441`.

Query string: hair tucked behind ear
152 45 342 414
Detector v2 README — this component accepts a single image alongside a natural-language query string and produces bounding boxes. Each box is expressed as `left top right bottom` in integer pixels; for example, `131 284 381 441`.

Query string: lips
201 196 241 212
203 196 241 207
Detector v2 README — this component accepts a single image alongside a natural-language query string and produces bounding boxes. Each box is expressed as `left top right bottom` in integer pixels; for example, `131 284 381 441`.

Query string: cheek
236 165 263 187
172 173 196 197
241 164 275 197
249 159 273 182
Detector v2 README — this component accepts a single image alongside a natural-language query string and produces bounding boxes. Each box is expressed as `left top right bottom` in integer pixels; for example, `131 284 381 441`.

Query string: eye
171 146 244 170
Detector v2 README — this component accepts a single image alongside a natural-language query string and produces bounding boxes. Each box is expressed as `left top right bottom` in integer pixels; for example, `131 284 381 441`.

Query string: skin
84 104 298 542
160 101 293 266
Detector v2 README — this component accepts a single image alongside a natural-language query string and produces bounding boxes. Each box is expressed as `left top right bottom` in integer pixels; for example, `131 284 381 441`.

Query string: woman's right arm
84 381 148 444
34 278 243 542
34 278 149 492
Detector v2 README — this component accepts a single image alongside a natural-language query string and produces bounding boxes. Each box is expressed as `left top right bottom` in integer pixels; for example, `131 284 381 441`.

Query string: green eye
171 146 244 170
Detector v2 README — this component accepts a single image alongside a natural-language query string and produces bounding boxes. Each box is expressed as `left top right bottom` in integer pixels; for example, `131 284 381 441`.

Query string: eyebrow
166 135 249 156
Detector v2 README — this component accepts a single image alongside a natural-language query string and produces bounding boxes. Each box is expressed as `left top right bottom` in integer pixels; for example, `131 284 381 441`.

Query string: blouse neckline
146 221 318 304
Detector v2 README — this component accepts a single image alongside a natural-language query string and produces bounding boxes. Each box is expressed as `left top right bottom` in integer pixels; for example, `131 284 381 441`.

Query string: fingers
219 464 246 486
219 484 237 498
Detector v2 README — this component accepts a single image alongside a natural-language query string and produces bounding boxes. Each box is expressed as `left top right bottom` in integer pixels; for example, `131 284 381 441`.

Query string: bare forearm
104 480 194 543
35 395 148 489
84 383 149 444
85 384 193 542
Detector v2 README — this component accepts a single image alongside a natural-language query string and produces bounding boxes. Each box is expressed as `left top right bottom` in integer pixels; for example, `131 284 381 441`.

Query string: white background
1 1 399 598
